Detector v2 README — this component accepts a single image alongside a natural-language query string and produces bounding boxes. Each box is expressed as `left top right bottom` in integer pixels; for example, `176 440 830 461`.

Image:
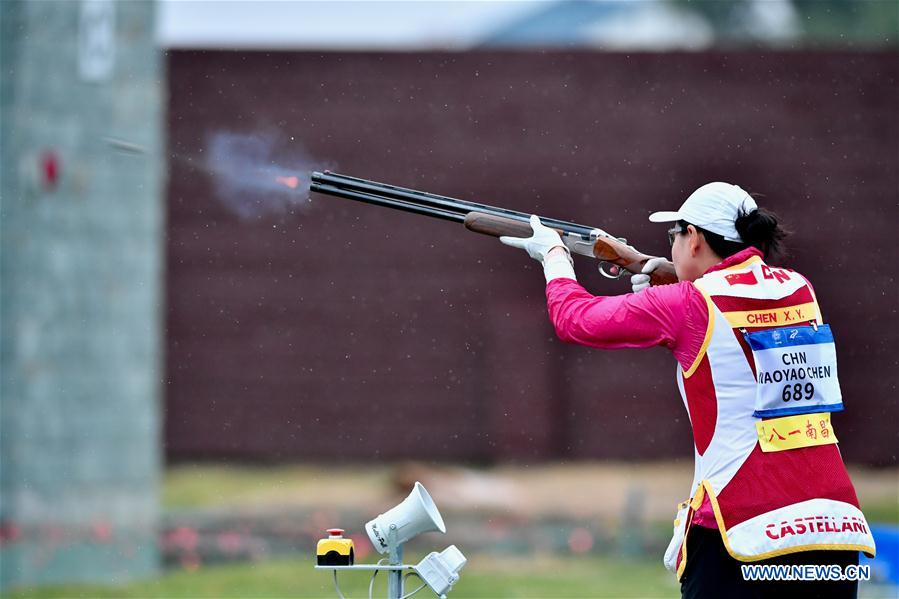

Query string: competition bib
745 324 843 418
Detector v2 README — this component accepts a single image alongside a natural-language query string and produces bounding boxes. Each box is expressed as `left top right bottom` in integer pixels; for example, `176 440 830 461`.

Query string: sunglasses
667 225 683 247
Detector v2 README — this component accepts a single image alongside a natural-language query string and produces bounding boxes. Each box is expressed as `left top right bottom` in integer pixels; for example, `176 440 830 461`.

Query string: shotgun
310 171 678 286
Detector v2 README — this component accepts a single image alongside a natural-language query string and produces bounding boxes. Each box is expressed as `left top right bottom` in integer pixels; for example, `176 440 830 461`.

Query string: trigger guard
598 261 625 279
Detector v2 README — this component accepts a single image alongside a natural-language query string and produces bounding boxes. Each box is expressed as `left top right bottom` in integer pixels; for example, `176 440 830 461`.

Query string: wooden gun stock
464 212 679 286
463 212 534 238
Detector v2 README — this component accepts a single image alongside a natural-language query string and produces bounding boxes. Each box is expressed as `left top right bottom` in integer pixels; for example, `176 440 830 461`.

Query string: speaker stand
387 525 404 599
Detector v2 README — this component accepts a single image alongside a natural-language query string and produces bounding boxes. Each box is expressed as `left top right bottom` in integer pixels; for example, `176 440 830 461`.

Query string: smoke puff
205 130 332 219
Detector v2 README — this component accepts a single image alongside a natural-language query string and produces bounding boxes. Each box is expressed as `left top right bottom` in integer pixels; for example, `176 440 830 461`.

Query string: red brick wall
165 51 898 465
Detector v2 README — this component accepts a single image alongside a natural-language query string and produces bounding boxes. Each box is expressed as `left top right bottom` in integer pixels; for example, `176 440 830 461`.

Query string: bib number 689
782 382 814 402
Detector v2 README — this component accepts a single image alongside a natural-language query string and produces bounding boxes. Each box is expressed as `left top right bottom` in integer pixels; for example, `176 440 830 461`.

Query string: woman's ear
687 225 702 257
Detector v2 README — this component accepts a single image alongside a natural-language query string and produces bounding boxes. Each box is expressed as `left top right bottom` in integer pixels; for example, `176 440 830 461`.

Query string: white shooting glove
500 215 575 283
500 214 568 261
630 257 670 293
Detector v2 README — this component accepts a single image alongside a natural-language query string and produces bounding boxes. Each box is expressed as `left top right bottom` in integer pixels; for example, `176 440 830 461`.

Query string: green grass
161 464 899 525
9 553 899 599
861 498 899 526
162 464 351 509
6 553 678 598
162 464 391 510
7 462 896 598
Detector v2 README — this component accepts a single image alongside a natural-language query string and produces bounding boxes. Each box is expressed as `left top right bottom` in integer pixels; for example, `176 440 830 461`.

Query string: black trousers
680 526 859 599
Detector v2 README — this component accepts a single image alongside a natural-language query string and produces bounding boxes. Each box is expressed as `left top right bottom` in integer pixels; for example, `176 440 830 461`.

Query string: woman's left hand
500 214 569 262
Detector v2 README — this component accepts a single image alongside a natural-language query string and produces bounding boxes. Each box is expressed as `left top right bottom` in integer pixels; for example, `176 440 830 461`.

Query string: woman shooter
500 183 875 599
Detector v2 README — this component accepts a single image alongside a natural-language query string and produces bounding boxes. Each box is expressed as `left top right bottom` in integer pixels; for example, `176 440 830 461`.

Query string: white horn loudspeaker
365 481 446 554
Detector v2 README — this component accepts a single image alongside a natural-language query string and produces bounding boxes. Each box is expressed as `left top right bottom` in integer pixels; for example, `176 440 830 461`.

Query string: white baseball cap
649 182 758 242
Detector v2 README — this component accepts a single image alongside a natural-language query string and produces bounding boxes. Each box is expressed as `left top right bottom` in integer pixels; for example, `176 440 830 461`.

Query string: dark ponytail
679 207 788 262
734 208 788 262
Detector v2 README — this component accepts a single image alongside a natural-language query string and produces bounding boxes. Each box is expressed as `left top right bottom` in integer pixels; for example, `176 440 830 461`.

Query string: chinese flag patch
725 271 758 286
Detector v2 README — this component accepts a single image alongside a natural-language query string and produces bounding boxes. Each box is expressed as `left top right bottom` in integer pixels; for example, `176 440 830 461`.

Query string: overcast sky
156 0 800 51
157 0 539 49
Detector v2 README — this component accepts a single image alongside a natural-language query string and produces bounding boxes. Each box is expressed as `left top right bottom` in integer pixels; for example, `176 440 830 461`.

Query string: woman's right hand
631 257 670 293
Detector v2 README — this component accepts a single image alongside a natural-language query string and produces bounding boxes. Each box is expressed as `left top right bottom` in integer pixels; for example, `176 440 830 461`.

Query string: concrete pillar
1 0 164 589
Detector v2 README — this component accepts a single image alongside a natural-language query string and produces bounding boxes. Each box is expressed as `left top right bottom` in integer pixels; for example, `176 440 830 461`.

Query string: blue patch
745 324 834 351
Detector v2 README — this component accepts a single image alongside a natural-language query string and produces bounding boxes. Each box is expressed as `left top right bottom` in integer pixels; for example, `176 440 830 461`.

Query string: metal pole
387 526 404 599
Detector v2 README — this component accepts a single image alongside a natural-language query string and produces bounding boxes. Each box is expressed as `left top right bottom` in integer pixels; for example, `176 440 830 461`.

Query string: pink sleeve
545 278 709 371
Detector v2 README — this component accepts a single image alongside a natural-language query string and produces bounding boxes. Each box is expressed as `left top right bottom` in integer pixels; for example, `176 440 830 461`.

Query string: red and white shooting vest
665 252 876 579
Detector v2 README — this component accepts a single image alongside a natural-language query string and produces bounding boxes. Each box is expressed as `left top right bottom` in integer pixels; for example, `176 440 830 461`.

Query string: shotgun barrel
309 180 467 224
310 171 596 239
309 170 680 286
